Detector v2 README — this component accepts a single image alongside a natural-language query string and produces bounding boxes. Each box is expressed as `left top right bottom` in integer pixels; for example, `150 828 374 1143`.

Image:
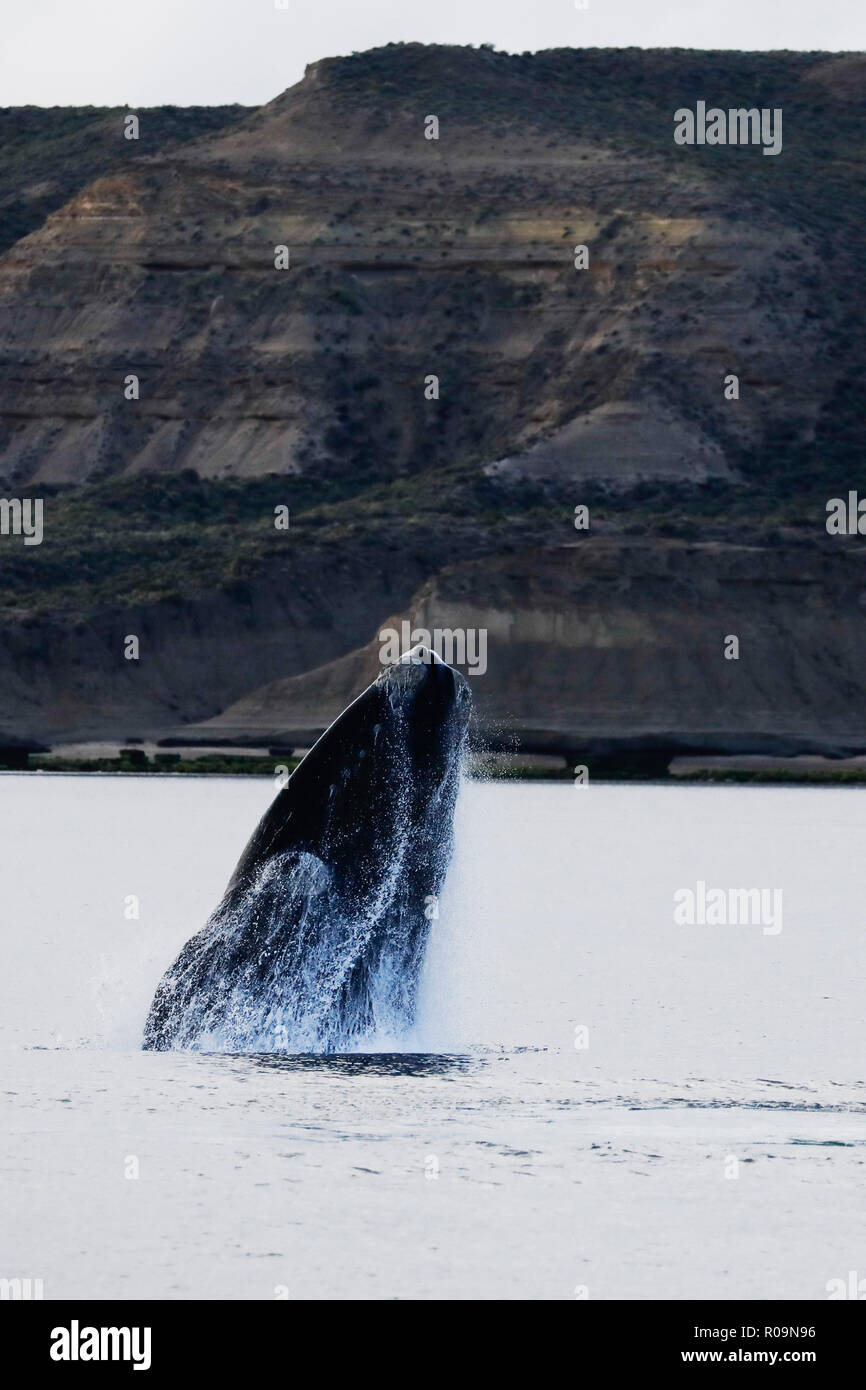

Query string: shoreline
5 749 866 785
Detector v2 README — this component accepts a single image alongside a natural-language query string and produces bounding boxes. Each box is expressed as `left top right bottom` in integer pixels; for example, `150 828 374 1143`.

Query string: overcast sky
4 0 865 107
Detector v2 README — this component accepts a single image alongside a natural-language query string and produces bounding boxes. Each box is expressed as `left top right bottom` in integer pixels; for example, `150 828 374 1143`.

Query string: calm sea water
1 774 864 1299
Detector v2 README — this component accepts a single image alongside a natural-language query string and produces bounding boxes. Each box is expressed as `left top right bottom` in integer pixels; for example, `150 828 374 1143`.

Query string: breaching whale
143 646 470 1052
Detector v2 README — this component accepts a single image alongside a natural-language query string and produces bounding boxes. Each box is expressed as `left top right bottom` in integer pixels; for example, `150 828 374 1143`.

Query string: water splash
144 661 468 1053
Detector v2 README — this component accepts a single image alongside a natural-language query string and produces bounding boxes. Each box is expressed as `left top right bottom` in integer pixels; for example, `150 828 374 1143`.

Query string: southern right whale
143 646 470 1052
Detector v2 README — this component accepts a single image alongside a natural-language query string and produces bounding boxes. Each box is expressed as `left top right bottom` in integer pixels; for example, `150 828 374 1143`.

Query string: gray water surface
1 775 864 1298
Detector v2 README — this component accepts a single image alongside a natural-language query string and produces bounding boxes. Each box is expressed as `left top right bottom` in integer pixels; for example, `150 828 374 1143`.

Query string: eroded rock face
181 540 866 759
0 45 860 492
0 104 250 257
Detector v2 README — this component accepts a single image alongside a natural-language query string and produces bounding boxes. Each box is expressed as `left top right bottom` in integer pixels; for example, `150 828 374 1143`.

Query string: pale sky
4 0 865 107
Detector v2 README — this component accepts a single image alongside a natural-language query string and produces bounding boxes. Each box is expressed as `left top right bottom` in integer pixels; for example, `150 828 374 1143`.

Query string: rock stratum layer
0 45 864 754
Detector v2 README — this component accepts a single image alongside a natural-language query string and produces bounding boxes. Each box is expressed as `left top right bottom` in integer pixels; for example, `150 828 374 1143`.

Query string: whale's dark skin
143 647 470 1051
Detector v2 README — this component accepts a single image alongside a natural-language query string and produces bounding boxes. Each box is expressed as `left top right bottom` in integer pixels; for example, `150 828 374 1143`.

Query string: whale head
376 642 471 795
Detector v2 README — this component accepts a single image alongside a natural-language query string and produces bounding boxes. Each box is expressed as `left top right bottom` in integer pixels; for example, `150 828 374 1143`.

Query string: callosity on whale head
142 646 471 1052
